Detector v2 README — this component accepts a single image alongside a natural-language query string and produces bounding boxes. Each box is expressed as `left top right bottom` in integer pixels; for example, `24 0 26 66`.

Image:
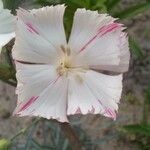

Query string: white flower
0 0 16 53
12 5 130 122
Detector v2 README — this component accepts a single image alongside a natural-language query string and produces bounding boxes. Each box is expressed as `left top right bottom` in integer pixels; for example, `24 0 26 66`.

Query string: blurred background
0 0 150 150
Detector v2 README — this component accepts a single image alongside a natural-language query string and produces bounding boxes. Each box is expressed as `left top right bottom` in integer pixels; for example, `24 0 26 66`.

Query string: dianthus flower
13 5 130 122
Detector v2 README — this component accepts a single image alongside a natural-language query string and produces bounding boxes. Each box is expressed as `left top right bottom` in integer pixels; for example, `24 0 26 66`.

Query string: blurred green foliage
10 119 96 150
142 88 150 125
129 37 144 59
0 139 11 150
122 124 150 150
123 124 150 137
106 0 121 11
2 0 21 14
122 88 150 150
114 2 150 19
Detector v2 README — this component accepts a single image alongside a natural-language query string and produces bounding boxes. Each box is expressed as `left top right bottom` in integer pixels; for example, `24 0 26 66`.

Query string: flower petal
69 9 116 54
67 70 122 120
14 62 68 122
0 5 16 52
13 5 67 63
67 74 103 115
15 62 58 105
69 9 129 73
29 77 68 122
89 33 130 73
12 20 58 64
85 70 122 119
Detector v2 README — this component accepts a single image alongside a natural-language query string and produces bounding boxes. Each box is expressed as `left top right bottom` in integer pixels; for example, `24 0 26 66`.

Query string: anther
60 45 71 56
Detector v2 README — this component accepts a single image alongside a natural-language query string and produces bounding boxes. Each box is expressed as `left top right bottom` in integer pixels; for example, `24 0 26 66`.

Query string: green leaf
92 0 107 12
114 2 150 19
34 0 64 6
24 119 39 150
129 36 144 59
0 64 12 80
62 139 69 150
145 87 150 105
142 87 150 124
106 0 121 11
2 0 21 14
65 0 87 8
123 124 150 137
0 62 16 86
31 139 56 150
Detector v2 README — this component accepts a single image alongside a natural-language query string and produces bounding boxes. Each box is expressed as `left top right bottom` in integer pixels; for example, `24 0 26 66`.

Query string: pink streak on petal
17 96 38 113
26 22 39 34
52 75 61 85
98 99 117 120
78 23 120 53
98 99 103 105
98 23 120 36
75 107 82 114
105 108 116 120
88 106 95 114
79 34 98 53
16 75 60 115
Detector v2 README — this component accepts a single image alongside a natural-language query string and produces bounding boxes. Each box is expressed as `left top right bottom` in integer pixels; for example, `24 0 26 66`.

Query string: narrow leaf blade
129 37 144 59
114 2 150 19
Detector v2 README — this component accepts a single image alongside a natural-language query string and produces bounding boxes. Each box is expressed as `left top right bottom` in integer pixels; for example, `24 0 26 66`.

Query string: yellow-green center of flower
57 45 73 76
57 45 88 83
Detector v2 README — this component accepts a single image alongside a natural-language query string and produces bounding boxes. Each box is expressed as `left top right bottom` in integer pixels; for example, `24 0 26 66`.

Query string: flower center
57 45 73 76
57 45 88 82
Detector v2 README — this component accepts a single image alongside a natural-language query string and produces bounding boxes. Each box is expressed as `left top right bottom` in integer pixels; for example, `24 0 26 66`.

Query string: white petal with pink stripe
13 6 130 122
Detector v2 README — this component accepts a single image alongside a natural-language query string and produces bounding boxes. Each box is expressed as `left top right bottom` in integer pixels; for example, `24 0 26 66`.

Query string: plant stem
60 122 84 150
10 118 40 141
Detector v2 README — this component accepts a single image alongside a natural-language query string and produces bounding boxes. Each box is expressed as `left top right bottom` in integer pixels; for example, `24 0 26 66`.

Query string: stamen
66 47 71 56
60 45 71 56
60 45 66 53
57 45 88 82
